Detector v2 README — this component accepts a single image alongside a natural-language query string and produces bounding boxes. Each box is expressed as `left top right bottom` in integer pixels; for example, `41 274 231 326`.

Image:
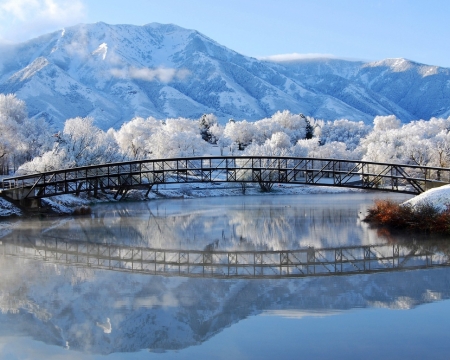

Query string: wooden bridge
0 237 447 279
1 156 449 207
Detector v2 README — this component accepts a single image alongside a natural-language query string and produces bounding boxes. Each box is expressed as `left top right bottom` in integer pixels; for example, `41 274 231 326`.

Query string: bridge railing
1 156 450 199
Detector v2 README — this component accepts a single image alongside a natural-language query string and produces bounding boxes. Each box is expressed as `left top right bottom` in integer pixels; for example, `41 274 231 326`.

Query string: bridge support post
145 184 153 198
93 179 98 198
19 197 41 209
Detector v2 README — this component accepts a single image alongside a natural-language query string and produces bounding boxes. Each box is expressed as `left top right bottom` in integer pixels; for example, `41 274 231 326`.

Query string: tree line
1 93 450 176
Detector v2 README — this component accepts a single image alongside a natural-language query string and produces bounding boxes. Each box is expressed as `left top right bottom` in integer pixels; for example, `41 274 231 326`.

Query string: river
1 192 450 359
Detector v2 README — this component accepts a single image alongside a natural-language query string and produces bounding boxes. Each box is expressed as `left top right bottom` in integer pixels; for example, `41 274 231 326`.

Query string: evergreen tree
304 115 314 140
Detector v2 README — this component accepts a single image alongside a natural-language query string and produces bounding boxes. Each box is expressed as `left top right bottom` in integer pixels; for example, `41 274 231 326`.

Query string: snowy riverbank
1 182 449 219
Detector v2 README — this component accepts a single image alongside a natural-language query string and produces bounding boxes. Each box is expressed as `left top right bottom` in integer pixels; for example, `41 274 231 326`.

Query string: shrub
364 199 450 234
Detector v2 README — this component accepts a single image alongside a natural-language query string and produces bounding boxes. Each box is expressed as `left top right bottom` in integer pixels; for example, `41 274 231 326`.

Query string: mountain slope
0 22 449 129
271 57 450 121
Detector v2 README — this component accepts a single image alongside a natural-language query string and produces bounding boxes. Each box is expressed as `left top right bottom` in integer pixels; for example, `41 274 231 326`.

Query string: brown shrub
364 200 450 234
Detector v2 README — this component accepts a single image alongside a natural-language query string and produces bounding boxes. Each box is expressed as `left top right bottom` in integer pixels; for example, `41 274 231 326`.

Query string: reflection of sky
193 301 450 360
1 299 450 359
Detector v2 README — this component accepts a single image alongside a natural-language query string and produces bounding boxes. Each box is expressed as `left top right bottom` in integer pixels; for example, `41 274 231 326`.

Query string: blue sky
0 0 449 67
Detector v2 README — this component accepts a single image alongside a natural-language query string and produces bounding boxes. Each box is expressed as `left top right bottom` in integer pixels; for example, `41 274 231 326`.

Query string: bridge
0 237 448 279
1 156 449 207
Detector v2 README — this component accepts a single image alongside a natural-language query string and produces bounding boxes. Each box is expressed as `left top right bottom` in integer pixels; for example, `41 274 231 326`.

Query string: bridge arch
1 156 449 205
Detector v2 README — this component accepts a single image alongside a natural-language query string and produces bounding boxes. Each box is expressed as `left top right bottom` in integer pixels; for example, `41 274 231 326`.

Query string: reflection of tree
2 195 400 252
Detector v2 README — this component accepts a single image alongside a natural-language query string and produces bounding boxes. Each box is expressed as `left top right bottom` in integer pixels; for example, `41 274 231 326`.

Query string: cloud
258 52 336 62
111 66 191 83
0 0 86 43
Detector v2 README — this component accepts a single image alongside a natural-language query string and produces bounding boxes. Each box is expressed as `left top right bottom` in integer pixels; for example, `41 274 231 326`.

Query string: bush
364 199 450 234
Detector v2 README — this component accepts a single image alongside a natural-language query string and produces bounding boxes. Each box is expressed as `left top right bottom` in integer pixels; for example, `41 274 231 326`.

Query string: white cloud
258 52 336 62
111 66 191 83
0 0 86 43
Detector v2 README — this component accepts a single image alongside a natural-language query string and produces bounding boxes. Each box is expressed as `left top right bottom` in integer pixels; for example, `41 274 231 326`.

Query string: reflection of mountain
0 255 450 354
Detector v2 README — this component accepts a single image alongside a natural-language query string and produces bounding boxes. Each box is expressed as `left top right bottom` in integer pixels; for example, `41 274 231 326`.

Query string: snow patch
402 184 450 213
92 43 108 60
41 194 89 214
419 66 439 77
0 197 21 217
365 58 414 72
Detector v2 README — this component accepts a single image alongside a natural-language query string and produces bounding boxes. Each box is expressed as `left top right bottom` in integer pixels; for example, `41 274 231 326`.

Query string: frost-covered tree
0 93 27 124
373 115 401 131
265 132 291 150
317 119 371 151
0 94 27 171
241 132 308 192
360 116 450 166
297 139 350 159
359 116 407 164
18 117 122 174
430 130 450 168
114 116 160 159
209 123 229 155
252 111 308 145
270 110 307 143
20 117 54 162
147 119 207 158
224 120 254 150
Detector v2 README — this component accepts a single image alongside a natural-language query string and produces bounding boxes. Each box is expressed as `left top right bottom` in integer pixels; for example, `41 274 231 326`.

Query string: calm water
1 192 450 359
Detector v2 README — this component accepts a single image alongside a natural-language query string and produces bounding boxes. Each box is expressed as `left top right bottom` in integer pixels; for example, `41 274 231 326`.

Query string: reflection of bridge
1 156 449 206
1 237 448 279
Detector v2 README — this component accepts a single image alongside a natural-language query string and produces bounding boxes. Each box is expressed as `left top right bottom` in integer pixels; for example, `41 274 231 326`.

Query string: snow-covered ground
0 198 21 217
402 184 450 212
0 193 89 217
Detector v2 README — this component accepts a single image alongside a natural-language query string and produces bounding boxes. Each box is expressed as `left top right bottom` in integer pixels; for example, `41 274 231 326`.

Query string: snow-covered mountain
0 22 449 130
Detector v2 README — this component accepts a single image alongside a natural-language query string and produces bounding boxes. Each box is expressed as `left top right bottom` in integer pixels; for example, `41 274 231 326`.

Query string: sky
0 0 449 67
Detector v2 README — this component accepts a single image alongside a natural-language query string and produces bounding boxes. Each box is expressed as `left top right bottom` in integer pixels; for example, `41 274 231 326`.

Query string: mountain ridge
0 22 449 129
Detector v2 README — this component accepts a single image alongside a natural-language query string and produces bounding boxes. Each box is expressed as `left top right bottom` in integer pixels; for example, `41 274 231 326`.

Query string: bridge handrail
2 156 450 183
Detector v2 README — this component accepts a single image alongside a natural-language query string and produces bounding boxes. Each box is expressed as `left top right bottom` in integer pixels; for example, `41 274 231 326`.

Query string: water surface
1 192 450 359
